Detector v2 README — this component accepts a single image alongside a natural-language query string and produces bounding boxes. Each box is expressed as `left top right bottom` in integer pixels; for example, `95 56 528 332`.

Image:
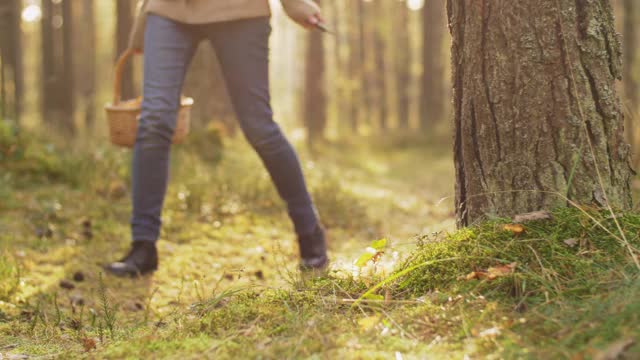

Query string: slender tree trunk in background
184 43 237 134
422 0 447 128
303 0 327 145
395 0 411 130
78 0 96 130
116 0 135 100
347 0 363 133
328 0 346 133
0 1 8 119
449 0 633 227
373 1 388 131
0 0 24 122
10 0 23 121
41 0 75 134
361 0 375 132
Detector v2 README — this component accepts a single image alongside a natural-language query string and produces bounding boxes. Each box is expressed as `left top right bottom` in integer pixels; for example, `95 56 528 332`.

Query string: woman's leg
205 18 327 264
131 15 197 243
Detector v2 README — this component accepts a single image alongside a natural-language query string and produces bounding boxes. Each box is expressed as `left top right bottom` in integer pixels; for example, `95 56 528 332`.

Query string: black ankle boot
298 226 328 271
104 241 158 277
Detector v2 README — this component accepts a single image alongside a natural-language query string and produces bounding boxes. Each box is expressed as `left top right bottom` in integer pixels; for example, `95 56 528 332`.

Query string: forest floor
1 125 640 359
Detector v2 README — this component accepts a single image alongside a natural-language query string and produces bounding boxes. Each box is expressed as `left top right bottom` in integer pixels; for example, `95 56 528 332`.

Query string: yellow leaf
486 262 517 280
503 224 525 235
465 263 517 281
465 271 484 280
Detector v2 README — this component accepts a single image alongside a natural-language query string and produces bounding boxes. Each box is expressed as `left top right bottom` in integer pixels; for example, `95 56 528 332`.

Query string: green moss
395 207 640 301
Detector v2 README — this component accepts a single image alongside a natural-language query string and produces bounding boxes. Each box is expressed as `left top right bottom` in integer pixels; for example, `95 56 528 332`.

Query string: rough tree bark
422 0 447 127
449 0 633 227
303 0 327 145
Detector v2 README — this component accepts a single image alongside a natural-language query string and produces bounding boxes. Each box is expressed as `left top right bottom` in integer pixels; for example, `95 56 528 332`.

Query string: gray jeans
132 14 320 244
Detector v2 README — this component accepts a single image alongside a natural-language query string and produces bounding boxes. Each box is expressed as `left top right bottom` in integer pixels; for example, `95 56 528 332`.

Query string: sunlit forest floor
2 127 640 359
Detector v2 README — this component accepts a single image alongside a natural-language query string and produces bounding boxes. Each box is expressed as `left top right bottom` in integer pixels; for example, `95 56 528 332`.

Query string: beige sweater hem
147 0 271 25
128 0 320 50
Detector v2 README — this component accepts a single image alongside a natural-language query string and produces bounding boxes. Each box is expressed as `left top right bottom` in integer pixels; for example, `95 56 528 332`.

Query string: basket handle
112 49 136 106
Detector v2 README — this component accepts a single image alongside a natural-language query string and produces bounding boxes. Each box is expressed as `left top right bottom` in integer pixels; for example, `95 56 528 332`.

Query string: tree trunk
373 0 388 131
0 0 24 122
422 0 447 127
361 0 376 133
41 0 75 135
449 0 633 227
116 0 135 100
357 0 370 131
395 0 411 130
76 0 96 130
10 0 22 121
303 0 327 146
183 43 237 134
1 43 5 120
346 0 363 134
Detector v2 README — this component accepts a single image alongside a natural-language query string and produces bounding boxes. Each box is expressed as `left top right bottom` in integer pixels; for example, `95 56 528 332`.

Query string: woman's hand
281 0 324 30
305 11 325 30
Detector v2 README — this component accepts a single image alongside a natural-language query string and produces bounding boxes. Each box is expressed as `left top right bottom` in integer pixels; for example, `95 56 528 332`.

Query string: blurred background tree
0 0 637 157
0 0 452 141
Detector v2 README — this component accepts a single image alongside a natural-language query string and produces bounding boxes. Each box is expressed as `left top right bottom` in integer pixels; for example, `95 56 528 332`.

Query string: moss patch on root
394 207 640 303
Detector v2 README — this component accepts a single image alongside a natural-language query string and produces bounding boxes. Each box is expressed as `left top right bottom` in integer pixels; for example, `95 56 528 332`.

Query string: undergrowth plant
98 272 118 339
389 207 640 304
0 250 20 301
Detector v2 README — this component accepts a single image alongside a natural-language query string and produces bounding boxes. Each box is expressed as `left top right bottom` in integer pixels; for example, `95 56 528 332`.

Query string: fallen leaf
503 224 525 235
465 263 517 281
486 262 517 280
465 271 483 281
564 238 579 247
81 337 97 352
594 338 635 360
513 210 552 223
371 251 385 263
59 280 75 290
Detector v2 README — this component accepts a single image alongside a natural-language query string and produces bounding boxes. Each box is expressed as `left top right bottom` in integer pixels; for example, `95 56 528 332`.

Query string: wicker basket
105 49 193 148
